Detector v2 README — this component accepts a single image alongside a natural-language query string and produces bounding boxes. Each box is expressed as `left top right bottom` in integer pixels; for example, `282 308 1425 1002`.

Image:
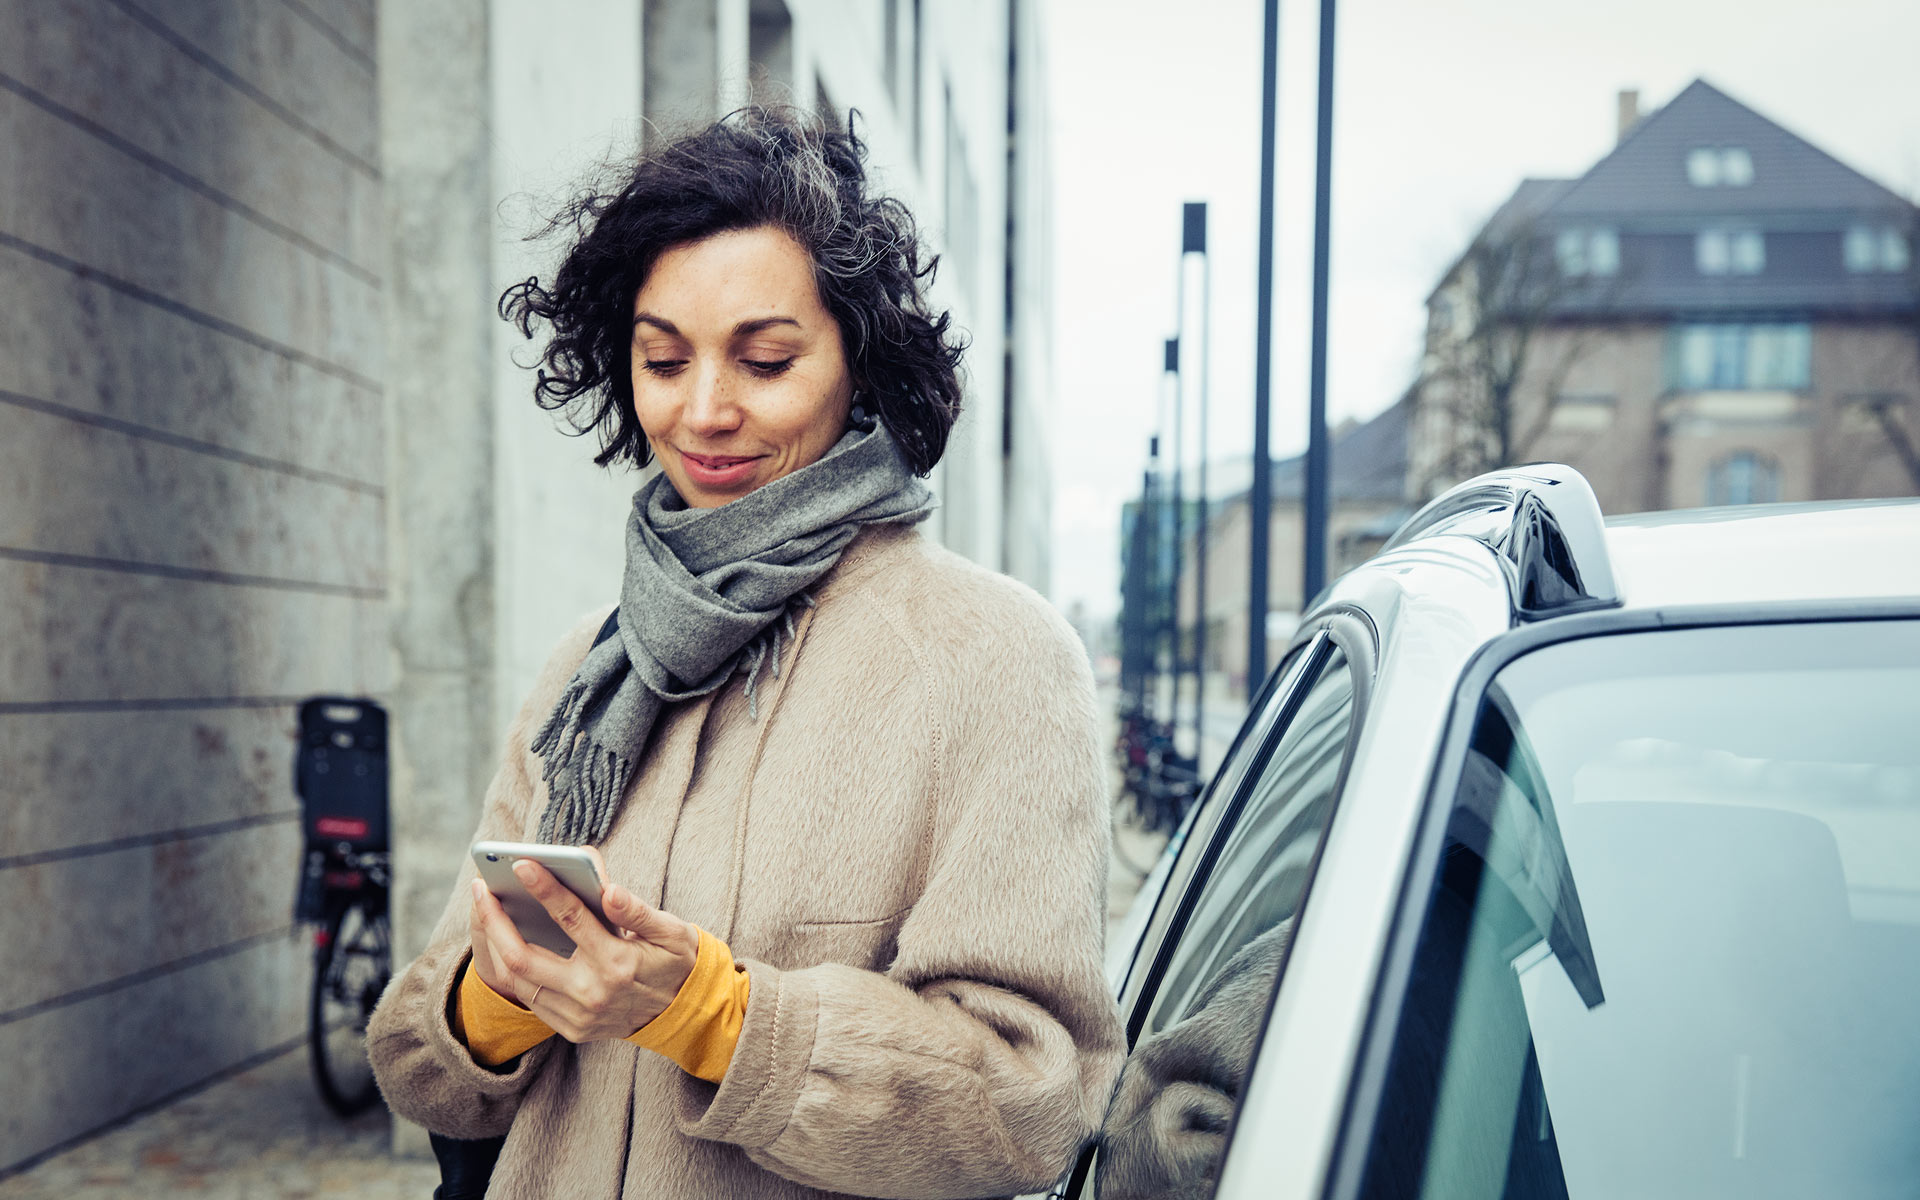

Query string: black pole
1163 336 1183 732
1183 202 1209 763
1248 0 1280 692
1303 0 1336 603
1128 437 1160 715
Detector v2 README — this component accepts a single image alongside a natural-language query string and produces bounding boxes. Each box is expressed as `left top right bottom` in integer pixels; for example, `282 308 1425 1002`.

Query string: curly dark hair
499 106 966 476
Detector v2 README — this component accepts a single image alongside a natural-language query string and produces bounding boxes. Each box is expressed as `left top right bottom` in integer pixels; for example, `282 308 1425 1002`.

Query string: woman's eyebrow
630 314 801 337
733 317 802 336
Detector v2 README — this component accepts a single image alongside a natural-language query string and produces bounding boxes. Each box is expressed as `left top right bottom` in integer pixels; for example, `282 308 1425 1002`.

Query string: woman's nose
683 365 743 435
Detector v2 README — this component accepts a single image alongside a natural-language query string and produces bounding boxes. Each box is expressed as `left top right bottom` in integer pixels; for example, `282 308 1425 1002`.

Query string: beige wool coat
367 525 1125 1199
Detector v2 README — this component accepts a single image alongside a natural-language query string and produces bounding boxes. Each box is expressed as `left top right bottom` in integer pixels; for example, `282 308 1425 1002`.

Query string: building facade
0 0 387 1175
0 0 1050 1174
1412 80 1920 512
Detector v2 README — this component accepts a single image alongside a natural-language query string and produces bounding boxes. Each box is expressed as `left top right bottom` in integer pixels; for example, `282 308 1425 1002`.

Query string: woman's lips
679 449 763 489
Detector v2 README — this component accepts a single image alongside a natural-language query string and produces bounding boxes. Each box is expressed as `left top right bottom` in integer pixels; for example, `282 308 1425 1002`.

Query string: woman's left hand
471 859 701 1043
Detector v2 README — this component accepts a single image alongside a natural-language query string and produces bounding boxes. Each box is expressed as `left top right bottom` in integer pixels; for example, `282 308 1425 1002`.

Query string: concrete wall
0 0 384 1174
488 0 645 734
378 13 495 1172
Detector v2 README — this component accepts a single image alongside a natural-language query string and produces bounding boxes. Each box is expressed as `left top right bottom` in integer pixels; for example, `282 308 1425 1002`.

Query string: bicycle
304 848 391 1114
294 697 393 1117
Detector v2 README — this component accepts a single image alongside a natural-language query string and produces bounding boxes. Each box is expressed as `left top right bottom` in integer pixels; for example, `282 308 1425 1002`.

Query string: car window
1092 649 1358 1200
1110 637 1325 1005
1351 619 1920 1200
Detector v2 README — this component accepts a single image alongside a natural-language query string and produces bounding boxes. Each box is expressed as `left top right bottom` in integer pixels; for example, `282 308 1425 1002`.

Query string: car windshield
1357 619 1920 1200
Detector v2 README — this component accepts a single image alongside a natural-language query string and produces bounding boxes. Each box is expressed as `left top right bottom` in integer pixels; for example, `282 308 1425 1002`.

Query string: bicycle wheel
310 900 391 1116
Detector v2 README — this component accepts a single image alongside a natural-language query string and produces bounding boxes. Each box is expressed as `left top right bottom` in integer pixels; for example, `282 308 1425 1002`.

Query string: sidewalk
0 1049 436 1200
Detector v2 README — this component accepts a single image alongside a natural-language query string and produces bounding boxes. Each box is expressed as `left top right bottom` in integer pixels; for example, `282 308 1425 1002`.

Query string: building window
1705 451 1780 505
1687 145 1754 187
1556 228 1620 277
747 0 794 104
1671 323 1812 391
1696 228 1764 275
1590 228 1621 275
943 81 978 302
1844 225 1911 273
1548 394 1617 433
884 0 901 107
909 0 924 164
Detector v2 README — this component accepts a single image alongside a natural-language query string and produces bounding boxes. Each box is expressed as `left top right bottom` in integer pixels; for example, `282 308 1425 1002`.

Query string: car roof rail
1383 463 1621 620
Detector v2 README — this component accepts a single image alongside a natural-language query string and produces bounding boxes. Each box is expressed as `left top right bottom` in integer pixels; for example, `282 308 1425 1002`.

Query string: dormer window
1555 228 1620 277
1687 146 1754 187
1844 225 1911 273
1697 228 1764 275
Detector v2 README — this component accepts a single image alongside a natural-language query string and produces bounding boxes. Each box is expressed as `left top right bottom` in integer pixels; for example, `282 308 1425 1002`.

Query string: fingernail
471 880 485 901
512 860 536 882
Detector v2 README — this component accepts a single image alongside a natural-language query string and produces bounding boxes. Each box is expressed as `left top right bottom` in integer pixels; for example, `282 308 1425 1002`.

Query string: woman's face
630 226 855 508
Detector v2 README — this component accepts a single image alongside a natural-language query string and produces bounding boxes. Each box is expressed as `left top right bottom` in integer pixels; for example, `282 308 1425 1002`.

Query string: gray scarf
530 420 935 845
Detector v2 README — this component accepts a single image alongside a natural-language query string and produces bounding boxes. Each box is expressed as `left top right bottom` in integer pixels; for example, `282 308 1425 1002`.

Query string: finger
512 860 613 950
522 980 594 1039
470 877 506 930
476 884 571 1003
603 885 696 954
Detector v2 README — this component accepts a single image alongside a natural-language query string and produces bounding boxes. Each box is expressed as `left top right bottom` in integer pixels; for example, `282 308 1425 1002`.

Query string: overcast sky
1041 0 1920 622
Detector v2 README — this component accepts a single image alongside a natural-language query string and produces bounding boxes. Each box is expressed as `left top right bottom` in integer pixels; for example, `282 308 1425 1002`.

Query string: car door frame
1061 609 1377 1199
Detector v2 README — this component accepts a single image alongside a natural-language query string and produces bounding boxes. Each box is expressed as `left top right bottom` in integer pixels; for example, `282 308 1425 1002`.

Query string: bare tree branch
1870 396 1920 491
1416 213 1601 492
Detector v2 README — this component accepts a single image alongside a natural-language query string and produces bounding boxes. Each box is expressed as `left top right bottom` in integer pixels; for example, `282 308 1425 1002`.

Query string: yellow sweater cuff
453 959 555 1068
627 927 751 1084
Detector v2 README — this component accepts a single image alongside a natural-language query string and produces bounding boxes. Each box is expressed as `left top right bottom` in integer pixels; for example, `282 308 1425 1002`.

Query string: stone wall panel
0 87 381 377
0 403 384 591
0 248 382 489
114 0 379 169
0 0 384 274
0 935 306 1171
0 707 300 861
0 819 302 1015
290 0 377 63
0 560 388 704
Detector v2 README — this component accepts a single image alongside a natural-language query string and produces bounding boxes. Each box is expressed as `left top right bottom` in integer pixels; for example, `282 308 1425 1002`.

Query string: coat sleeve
365 609 610 1137
670 595 1127 1198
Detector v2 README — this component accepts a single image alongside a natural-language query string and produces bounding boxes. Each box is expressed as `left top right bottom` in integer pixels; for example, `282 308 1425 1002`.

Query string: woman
367 108 1124 1199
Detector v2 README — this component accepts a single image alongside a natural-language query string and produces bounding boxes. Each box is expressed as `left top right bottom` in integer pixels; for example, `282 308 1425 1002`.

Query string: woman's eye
743 358 796 376
642 359 688 376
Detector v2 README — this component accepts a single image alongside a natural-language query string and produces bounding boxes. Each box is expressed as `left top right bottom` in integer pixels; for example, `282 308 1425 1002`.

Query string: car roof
1338 469 1920 654
1604 498 1920 610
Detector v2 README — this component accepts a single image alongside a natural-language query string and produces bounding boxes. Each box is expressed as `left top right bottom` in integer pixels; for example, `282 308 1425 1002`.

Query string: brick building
1413 79 1920 511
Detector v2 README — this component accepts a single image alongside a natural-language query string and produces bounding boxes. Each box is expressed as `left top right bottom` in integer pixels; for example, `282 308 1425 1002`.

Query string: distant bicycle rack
292 696 392 1117
1115 701 1202 840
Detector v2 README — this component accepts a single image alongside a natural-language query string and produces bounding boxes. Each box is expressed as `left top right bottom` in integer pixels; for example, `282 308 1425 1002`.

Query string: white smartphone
471 840 614 957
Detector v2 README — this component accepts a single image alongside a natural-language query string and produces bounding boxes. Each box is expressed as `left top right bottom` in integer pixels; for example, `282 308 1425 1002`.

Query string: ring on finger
529 984 543 1006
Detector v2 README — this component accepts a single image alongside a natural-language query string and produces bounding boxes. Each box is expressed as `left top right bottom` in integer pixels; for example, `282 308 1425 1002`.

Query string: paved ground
0 1049 438 1200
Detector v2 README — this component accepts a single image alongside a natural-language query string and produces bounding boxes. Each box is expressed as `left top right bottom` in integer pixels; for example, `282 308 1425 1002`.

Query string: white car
1051 465 1920 1200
